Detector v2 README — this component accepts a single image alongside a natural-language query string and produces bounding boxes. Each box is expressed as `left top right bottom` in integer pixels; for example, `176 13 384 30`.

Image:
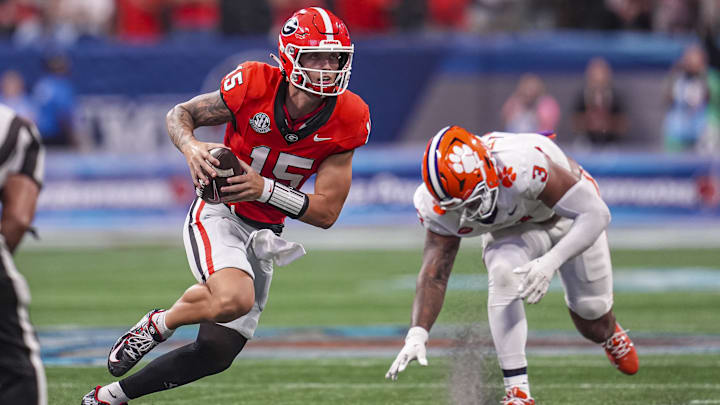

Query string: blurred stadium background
2 0 720 404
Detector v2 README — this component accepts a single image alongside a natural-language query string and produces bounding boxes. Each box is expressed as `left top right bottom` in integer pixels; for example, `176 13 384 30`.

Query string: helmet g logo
282 17 299 36
275 7 354 96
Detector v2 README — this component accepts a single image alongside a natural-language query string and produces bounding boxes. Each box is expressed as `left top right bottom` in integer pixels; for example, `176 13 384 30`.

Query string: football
196 148 244 204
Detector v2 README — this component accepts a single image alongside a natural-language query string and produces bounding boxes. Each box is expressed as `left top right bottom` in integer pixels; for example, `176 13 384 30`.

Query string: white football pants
482 217 614 370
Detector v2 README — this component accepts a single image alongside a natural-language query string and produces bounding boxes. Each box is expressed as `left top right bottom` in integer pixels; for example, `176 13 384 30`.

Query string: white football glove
385 326 429 381
513 253 561 304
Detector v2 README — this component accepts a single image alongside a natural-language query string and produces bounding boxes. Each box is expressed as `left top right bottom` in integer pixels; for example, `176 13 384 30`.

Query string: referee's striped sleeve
19 122 45 188
0 114 45 188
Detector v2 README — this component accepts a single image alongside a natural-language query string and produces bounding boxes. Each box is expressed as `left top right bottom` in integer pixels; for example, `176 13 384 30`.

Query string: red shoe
502 387 535 405
602 323 639 375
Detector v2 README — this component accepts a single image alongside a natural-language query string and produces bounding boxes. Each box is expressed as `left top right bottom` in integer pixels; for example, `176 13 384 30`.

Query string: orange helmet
422 126 500 221
276 7 353 96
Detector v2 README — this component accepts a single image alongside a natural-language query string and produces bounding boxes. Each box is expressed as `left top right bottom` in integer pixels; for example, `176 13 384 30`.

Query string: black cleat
107 309 168 377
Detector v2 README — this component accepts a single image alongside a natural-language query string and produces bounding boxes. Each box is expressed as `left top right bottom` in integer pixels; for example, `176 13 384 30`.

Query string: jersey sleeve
335 93 371 152
220 62 276 114
219 64 248 114
413 185 456 236
518 147 550 200
5 117 45 188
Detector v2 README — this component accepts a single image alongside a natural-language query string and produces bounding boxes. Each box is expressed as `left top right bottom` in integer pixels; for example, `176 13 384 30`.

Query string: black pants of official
0 247 46 405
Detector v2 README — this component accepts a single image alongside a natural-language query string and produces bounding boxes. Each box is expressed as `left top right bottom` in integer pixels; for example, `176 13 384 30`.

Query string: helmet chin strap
270 53 283 72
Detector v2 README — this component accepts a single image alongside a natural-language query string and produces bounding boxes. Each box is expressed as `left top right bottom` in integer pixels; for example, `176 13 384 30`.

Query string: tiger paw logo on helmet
499 166 517 188
422 126 501 222
448 144 484 175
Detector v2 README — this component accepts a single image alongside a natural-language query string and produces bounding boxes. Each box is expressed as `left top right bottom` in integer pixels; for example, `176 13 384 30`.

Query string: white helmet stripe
426 126 451 200
312 7 334 41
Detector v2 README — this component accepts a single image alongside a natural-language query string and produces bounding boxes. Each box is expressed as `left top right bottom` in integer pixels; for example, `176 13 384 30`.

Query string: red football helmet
422 126 500 221
275 7 353 96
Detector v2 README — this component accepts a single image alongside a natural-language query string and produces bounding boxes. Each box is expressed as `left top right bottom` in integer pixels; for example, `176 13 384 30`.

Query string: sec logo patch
249 112 271 134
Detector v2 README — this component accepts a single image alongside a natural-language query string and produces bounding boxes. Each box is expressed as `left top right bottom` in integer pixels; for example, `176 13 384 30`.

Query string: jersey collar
274 80 337 144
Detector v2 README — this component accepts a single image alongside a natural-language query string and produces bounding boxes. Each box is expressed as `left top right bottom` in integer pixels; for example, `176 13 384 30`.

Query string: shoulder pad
333 90 371 150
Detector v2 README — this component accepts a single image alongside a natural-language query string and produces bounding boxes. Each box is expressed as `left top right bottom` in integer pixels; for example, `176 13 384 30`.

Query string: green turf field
17 247 720 404
46 355 720 405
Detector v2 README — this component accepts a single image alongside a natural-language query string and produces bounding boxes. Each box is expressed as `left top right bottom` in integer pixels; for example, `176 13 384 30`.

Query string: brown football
196 148 244 204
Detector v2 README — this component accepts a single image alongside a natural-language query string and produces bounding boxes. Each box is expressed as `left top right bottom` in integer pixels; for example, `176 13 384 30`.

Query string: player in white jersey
0 103 46 405
385 126 638 404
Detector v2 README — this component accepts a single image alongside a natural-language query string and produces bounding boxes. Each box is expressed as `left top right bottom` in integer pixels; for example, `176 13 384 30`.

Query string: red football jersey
220 61 371 224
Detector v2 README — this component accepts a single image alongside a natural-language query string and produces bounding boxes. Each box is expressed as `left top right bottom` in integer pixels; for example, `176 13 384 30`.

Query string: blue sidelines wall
5 32 716 230
0 31 697 145
35 148 720 230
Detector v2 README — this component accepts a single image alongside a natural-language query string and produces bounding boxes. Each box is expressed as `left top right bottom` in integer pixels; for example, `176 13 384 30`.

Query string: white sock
151 310 175 340
503 374 530 396
98 382 130 405
488 294 529 369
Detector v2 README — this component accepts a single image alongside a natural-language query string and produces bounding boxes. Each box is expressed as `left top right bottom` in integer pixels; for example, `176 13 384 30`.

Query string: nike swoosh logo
508 206 517 216
109 341 124 363
313 134 331 142
109 390 117 399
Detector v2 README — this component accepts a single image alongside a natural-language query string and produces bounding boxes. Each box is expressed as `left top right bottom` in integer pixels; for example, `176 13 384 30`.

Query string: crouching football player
385 126 638 404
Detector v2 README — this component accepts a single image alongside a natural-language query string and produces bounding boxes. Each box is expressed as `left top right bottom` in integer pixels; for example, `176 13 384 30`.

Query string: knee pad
489 289 523 308
568 296 611 321
487 259 523 293
187 343 231 372
195 323 247 371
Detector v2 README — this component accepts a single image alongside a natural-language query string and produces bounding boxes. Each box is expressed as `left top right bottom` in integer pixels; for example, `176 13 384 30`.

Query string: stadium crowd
0 0 710 42
0 0 718 152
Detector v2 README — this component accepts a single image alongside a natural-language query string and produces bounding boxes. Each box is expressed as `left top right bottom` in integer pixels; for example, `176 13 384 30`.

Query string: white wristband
257 177 275 203
406 326 429 344
537 249 563 275
268 182 308 219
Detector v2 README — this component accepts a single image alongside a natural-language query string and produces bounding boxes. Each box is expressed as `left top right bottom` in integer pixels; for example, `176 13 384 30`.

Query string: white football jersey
414 132 571 238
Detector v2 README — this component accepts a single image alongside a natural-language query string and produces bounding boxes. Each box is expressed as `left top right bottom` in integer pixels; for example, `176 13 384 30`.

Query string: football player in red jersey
82 7 370 404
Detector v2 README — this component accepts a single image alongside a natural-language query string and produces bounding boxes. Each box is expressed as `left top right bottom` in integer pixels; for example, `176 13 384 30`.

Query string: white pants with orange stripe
482 217 614 370
182 198 279 340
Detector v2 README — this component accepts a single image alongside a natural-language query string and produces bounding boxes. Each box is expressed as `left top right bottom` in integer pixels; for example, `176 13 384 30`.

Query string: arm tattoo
167 91 233 151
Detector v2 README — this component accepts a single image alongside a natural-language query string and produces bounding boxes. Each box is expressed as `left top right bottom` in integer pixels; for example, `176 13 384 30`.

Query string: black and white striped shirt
0 104 44 189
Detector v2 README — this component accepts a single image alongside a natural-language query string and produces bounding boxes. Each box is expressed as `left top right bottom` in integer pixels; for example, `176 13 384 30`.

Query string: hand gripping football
196 148 244 204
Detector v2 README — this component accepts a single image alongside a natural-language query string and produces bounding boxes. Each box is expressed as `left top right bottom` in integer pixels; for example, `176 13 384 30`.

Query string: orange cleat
502 387 535 405
602 323 639 375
